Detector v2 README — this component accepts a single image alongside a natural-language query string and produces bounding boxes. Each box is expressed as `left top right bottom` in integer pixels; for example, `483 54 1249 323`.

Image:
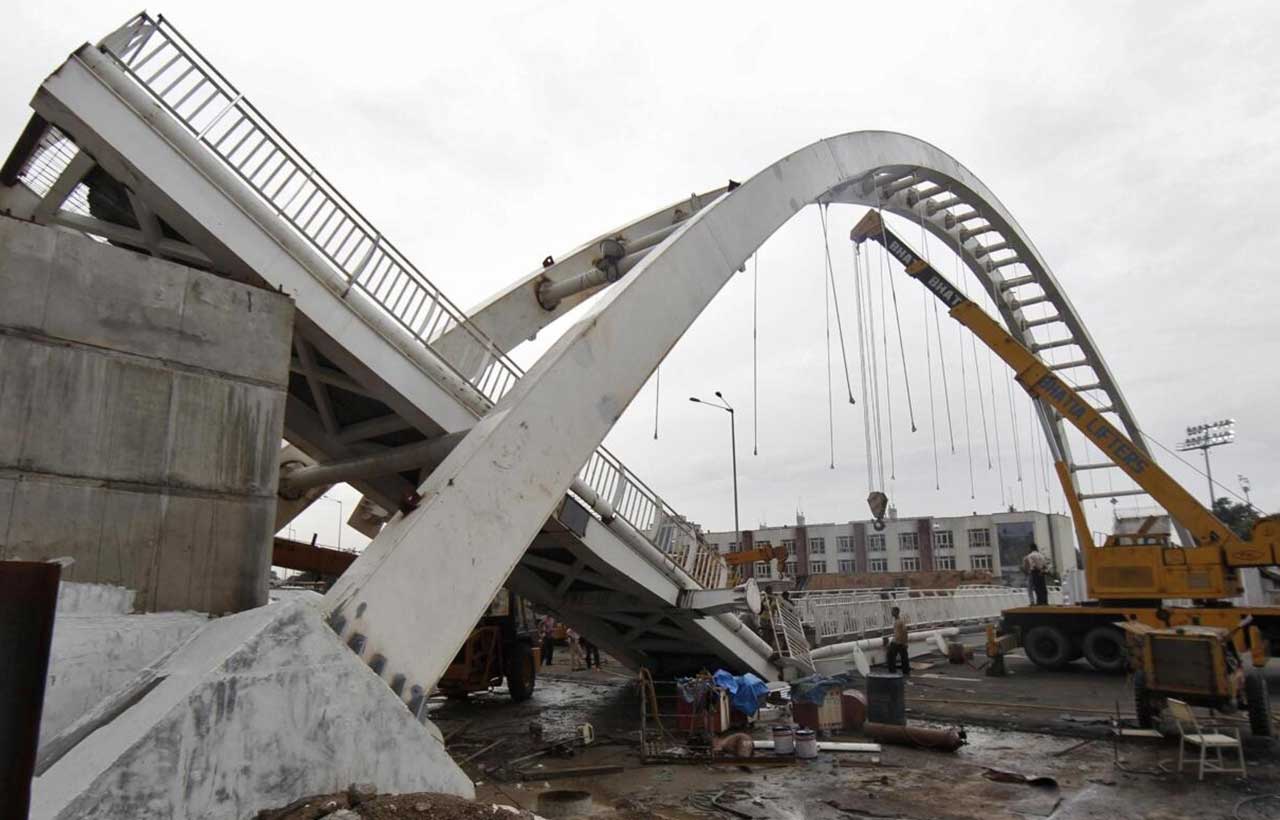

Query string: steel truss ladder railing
798 585 1064 642
80 12 732 593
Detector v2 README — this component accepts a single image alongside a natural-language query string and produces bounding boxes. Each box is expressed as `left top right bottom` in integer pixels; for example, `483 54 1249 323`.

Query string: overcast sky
5 1 1278 550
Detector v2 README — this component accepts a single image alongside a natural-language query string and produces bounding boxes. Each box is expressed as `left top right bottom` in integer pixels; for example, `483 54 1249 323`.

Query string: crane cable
823 212 835 469
753 252 759 456
1007 374 1027 510
876 237 898 481
819 205 856 405
953 234 976 499
955 238 993 470
851 243 879 491
916 211 941 490
878 209 918 433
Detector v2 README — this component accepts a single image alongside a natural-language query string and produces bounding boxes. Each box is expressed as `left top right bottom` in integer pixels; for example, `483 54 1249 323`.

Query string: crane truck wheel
505 641 537 703
1082 626 1127 674
1023 625 1071 670
1246 670 1273 737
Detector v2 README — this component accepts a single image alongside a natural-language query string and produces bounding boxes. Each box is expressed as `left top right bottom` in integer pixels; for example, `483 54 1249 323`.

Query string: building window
838 559 856 574
869 558 888 573
901 556 920 571
868 534 886 553
810 560 828 574
781 539 795 555
934 530 954 550
971 554 993 571
784 560 797 576
754 561 772 578
936 555 956 570
898 532 919 552
837 536 852 553
809 537 826 555
728 541 738 553
757 540 772 550
967 528 991 550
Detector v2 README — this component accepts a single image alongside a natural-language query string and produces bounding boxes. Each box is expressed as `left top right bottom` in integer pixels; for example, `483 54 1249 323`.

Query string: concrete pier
0 216 293 613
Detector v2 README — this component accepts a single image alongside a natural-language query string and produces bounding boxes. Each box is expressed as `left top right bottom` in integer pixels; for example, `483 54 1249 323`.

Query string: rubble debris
982 768 1059 788
259 792 540 820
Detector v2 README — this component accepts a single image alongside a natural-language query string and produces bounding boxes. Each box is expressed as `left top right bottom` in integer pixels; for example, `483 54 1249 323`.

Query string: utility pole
690 391 739 539
1177 419 1235 508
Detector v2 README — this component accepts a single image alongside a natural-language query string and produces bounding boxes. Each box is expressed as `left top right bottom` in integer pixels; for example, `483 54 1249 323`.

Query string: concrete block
0 335 44 468
5 477 107 581
31 596 473 820
55 581 136 615
95 488 163 593
207 495 274 613
14 341 113 478
42 229 186 361
41 608 206 747
0 214 54 331
178 271 293 386
101 357 175 484
150 492 215 613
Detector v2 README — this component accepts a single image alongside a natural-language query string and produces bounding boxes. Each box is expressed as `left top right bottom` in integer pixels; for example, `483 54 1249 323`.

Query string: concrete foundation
0 216 293 613
31 594 473 820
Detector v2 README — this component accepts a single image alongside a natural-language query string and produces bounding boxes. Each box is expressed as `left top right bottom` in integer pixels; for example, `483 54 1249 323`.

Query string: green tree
1212 497 1259 540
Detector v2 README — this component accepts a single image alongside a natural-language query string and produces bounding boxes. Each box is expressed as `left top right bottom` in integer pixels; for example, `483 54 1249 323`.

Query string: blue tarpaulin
789 672 858 705
712 669 769 716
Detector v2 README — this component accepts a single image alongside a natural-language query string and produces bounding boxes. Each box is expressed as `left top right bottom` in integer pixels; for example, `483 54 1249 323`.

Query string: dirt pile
256 790 541 820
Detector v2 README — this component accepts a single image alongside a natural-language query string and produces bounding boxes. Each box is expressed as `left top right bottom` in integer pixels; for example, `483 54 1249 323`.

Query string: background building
704 509 1076 585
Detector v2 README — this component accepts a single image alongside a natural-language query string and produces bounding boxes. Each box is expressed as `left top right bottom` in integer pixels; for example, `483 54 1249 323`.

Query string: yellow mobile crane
849 210 1280 682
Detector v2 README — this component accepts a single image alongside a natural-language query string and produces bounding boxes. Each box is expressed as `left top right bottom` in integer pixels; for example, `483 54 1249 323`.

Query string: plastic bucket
795 728 818 759
772 724 795 754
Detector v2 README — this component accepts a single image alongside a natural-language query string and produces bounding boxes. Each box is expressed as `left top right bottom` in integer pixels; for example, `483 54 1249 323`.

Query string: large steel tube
279 431 466 497
809 627 959 661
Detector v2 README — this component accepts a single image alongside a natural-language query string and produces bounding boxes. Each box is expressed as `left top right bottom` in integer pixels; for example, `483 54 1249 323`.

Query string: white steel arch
325 130 1165 699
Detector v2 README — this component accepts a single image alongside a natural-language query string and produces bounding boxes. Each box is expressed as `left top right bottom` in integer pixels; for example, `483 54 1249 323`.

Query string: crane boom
850 209 1279 602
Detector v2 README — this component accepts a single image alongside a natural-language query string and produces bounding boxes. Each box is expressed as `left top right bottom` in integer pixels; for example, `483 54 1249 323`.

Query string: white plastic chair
1167 698 1246 780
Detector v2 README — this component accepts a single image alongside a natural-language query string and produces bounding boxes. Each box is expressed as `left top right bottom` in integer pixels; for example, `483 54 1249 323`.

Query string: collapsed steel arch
328 130 1166 698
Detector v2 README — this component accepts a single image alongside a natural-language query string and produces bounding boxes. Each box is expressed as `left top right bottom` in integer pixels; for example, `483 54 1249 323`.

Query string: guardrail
93 13 725 589
800 585 1064 642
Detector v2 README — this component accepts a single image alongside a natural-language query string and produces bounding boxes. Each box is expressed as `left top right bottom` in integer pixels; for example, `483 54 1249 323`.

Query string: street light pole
1177 419 1235 508
690 392 740 539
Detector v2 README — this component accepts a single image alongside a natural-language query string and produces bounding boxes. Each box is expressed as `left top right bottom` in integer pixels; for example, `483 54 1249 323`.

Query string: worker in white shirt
1023 544 1049 605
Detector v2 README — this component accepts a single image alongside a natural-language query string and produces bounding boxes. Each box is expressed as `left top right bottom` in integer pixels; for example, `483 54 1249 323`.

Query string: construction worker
539 616 556 667
1023 543 1049 606
886 606 910 677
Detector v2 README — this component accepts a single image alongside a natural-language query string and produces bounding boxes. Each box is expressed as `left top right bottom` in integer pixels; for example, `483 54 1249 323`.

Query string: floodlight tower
1177 419 1236 507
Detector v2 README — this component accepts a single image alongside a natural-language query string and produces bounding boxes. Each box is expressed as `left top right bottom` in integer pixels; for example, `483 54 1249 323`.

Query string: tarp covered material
712 669 769 717
789 672 859 705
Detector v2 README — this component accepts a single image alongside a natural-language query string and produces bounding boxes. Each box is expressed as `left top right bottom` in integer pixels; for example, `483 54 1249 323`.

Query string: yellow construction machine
1120 618 1271 735
851 211 1278 722
723 544 789 577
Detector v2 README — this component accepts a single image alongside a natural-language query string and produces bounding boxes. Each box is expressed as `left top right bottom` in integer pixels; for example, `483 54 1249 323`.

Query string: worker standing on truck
887 606 910 677
1023 544 1049 606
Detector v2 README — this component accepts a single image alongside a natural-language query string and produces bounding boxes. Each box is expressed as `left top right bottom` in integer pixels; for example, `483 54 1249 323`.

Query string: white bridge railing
92 13 731 592
798 585 1064 643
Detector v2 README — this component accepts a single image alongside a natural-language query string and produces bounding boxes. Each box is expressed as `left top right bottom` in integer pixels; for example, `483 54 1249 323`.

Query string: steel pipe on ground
809 627 959 661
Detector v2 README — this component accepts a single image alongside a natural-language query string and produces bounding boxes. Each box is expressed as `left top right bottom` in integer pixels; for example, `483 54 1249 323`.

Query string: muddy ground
431 646 1280 819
